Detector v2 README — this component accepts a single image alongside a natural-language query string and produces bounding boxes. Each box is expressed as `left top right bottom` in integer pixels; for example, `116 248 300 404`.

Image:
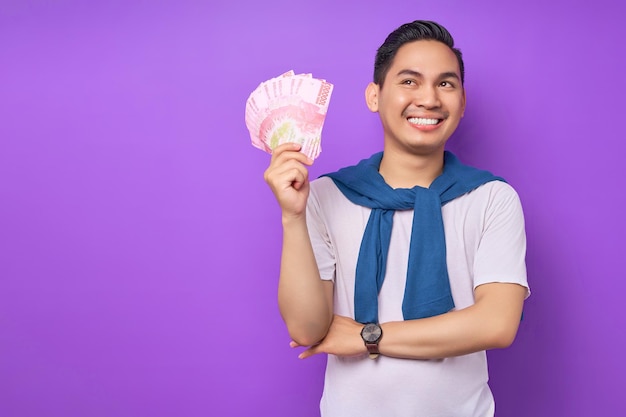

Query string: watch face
361 323 382 343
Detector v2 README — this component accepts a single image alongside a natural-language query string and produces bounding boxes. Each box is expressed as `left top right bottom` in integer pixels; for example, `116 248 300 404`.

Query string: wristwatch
360 323 383 359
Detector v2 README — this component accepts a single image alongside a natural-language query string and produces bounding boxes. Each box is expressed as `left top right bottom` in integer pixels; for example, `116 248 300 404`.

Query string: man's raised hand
263 143 314 221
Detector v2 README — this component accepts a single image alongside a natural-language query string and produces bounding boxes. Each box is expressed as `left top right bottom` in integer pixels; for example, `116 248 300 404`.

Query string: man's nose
413 85 441 109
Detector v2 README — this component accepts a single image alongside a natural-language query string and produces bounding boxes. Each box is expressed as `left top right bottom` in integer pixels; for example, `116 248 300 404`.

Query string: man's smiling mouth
407 117 442 126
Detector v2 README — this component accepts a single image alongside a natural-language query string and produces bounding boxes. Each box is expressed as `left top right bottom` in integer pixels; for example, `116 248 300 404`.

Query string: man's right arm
264 143 334 347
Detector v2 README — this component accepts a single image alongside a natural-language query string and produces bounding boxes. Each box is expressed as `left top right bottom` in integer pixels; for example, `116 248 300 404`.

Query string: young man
264 20 529 417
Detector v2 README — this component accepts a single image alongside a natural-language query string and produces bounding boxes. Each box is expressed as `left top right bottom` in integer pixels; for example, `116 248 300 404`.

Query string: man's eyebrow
395 69 460 81
396 69 423 78
439 71 461 81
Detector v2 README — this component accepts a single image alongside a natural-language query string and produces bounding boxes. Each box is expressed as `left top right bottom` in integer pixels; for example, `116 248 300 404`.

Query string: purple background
1 1 625 416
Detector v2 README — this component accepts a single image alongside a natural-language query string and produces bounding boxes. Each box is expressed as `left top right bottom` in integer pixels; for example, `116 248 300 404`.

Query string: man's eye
402 79 415 85
440 81 454 88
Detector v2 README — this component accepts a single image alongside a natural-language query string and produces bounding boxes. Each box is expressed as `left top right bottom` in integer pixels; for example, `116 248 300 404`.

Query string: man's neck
378 148 445 189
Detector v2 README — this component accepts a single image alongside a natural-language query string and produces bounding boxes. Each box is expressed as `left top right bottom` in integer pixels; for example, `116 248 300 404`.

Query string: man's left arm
294 282 526 359
377 282 526 359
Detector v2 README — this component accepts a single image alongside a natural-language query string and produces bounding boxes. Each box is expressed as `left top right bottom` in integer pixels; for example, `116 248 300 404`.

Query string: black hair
373 20 464 87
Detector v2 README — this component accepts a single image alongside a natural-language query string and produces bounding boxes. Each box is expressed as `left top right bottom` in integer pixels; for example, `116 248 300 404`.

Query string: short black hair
373 20 464 88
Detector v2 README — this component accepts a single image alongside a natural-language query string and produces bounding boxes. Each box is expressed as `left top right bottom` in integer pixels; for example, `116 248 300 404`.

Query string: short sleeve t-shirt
306 177 529 417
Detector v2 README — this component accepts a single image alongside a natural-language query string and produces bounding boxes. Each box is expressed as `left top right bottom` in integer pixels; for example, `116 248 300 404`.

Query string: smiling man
264 20 529 417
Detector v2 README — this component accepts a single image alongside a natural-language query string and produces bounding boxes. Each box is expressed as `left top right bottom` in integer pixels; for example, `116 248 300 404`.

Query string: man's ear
365 82 380 112
461 87 466 118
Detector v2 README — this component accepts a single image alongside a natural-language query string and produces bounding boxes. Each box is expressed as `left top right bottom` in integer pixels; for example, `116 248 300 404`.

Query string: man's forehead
389 41 461 76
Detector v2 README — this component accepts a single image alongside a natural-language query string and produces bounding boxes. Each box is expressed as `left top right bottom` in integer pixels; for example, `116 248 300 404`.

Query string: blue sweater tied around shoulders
323 151 504 324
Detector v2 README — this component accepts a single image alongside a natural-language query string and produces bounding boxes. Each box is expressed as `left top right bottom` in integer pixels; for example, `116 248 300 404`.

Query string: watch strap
365 343 380 359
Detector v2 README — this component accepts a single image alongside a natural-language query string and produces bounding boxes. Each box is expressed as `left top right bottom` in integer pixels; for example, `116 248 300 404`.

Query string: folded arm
296 282 527 359
379 282 527 359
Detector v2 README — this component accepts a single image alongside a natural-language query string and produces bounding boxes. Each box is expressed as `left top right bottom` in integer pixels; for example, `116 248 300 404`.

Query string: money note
245 71 333 160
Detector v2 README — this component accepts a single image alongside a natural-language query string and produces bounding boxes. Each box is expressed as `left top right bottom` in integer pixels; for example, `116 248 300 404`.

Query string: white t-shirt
306 177 529 417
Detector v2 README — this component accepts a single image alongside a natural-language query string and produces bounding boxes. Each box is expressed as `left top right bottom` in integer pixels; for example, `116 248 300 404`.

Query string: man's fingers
290 339 322 359
298 346 319 360
266 157 309 190
270 142 313 166
264 147 311 187
269 164 308 190
271 142 301 157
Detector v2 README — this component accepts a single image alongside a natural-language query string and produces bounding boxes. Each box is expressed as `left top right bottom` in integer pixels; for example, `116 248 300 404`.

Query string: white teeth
408 117 439 125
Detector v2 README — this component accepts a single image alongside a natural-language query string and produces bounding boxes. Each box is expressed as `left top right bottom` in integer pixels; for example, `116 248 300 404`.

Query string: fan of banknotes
245 70 333 160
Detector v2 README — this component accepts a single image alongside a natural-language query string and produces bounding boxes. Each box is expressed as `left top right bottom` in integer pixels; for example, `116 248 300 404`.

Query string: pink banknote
245 71 333 160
